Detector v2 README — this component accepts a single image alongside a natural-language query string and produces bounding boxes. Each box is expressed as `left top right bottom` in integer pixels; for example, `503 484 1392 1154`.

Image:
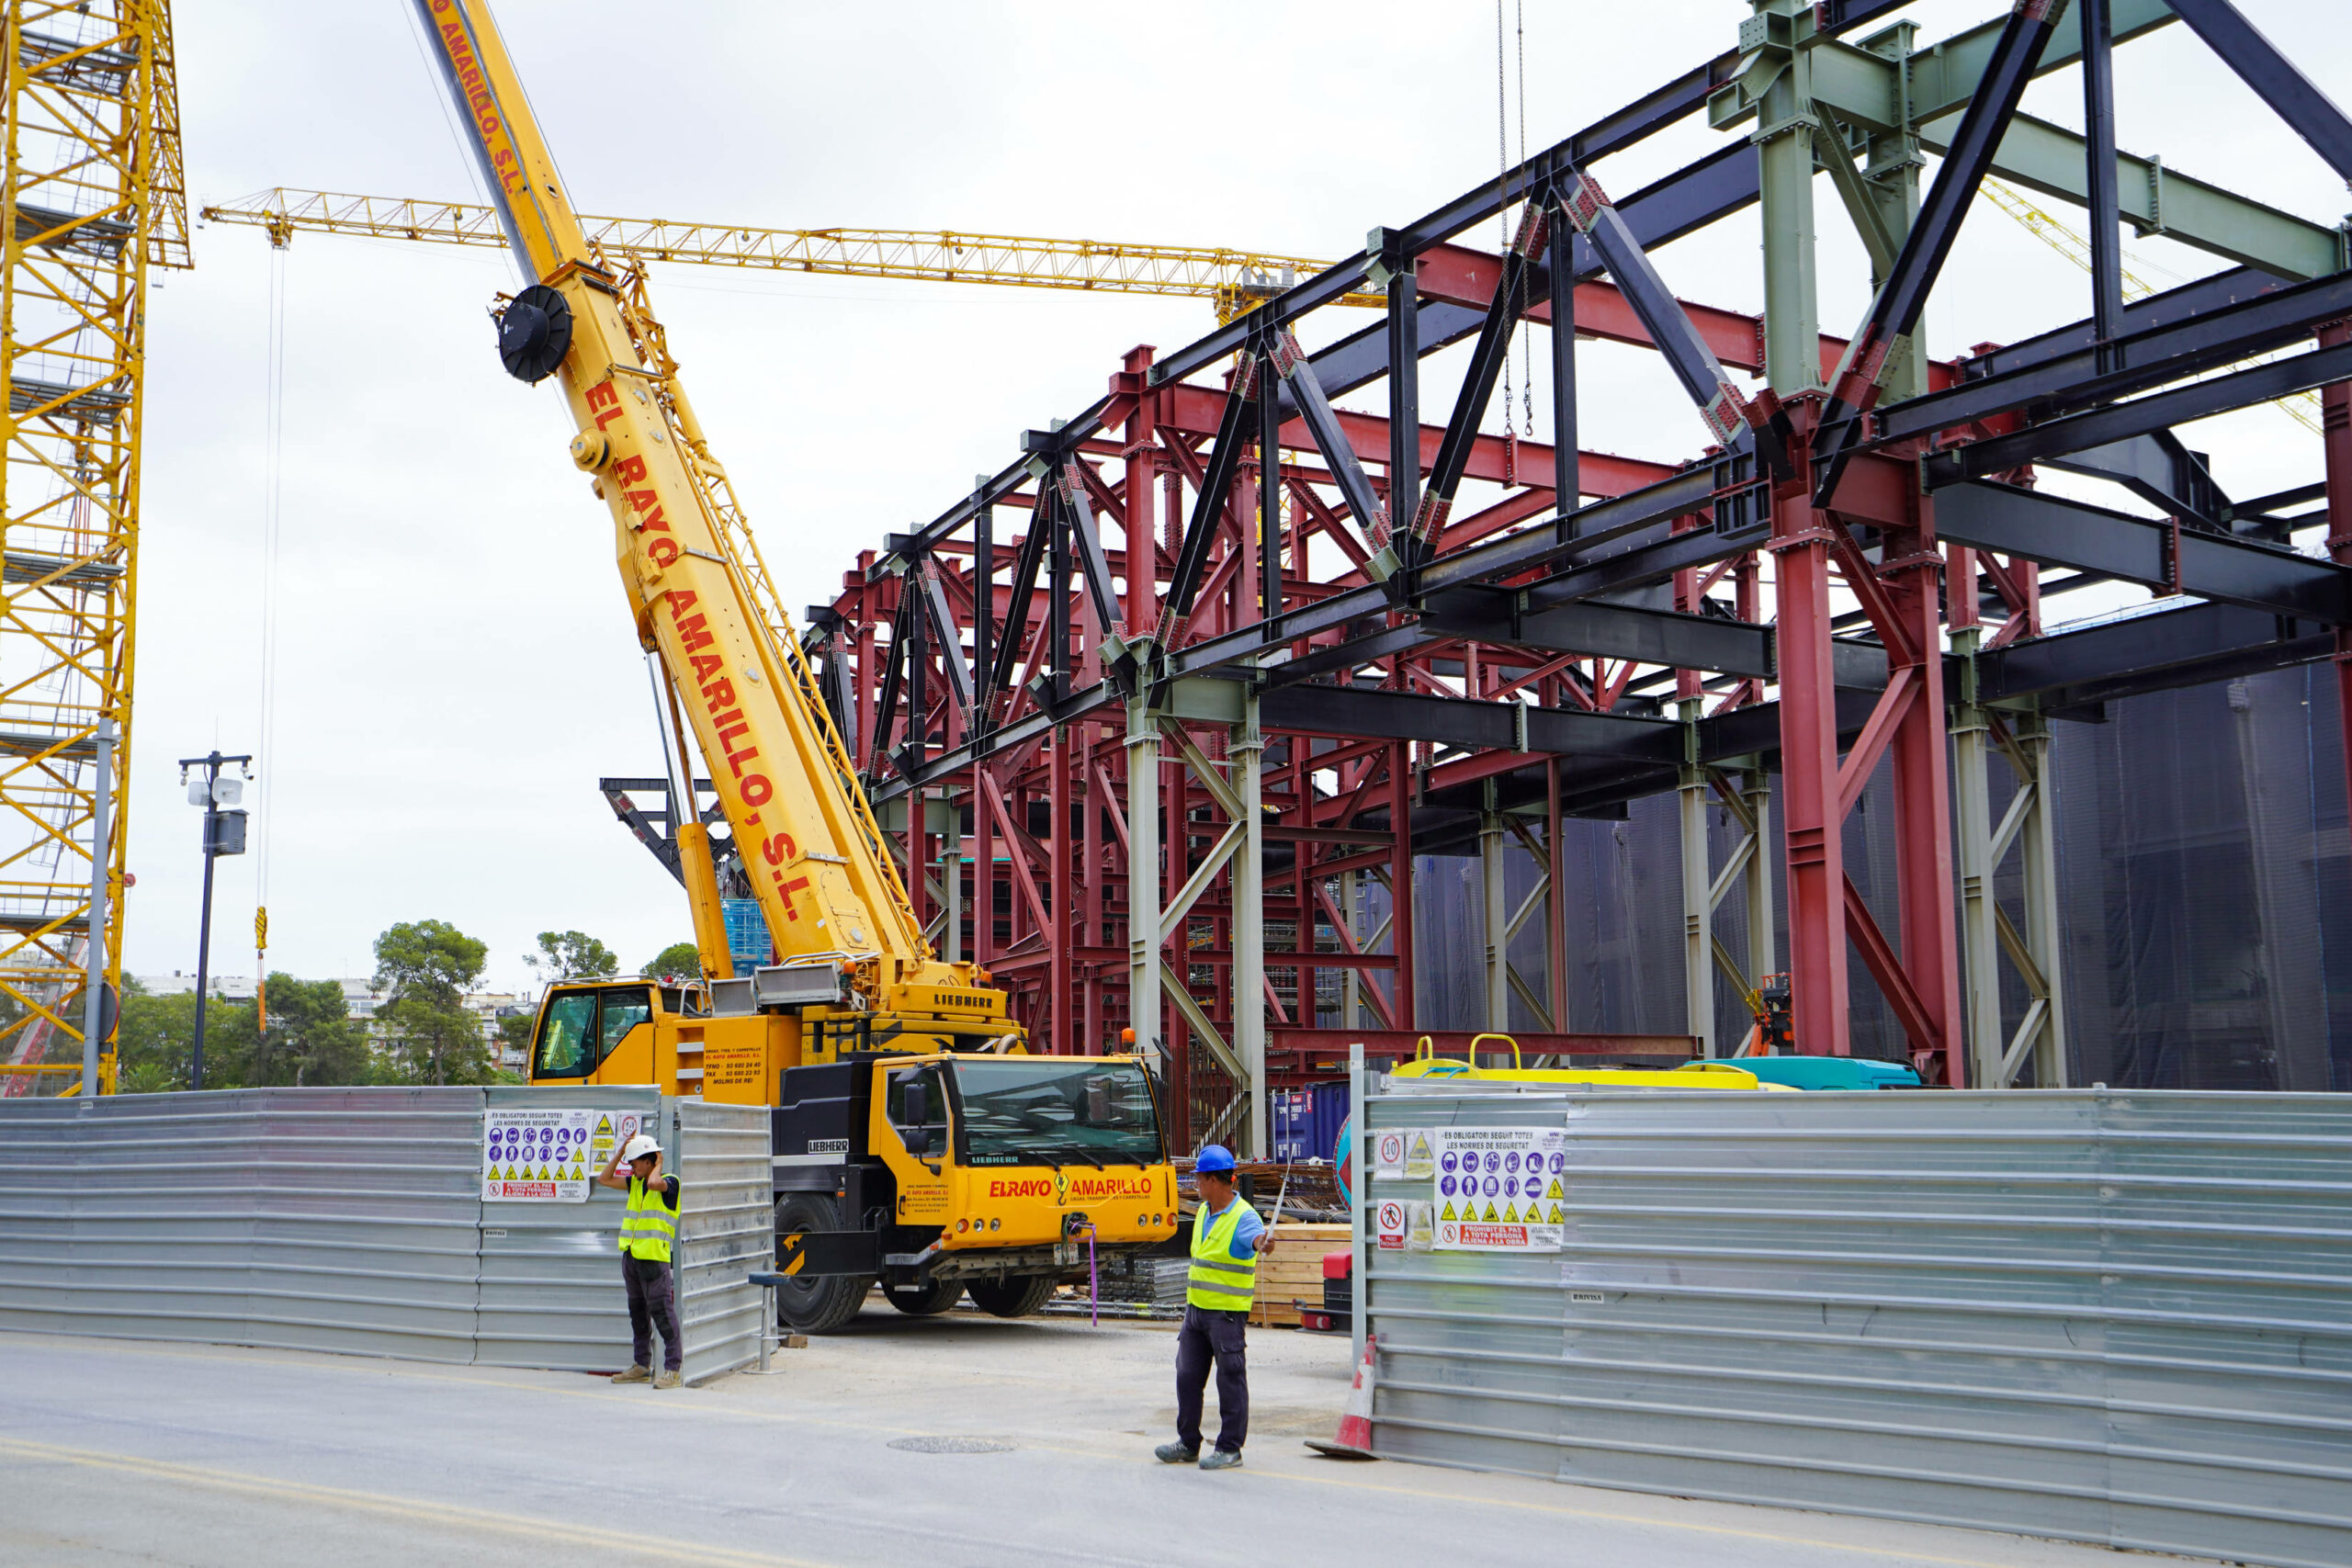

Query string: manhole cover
888 1436 1015 1454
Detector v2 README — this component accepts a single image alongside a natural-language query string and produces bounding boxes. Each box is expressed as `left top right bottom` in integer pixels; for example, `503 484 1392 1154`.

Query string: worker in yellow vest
598 1132 683 1388
1156 1145 1272 1471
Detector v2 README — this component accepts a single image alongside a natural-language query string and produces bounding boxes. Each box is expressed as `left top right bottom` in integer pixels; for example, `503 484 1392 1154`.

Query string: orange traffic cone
1306 1334 1378 1460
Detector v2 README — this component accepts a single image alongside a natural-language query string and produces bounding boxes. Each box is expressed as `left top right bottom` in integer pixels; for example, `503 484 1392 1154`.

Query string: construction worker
1156 1144 1272 1471
598 1132 683 1388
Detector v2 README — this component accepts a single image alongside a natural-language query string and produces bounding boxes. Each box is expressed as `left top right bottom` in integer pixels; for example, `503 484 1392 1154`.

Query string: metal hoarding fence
1356 1082 2352 1568
0 1087 763 1382
0 1088 483 1361
673 1099 769 1383
474 1083 661 1371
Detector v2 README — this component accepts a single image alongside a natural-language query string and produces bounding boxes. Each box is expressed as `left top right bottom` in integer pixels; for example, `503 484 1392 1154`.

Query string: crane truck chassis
422 0 1183 1332
526 960 1181 1334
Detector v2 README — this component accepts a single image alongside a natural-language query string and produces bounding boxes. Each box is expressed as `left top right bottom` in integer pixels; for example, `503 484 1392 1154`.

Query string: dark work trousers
623 1254 683 1372
1174 1303 1250 1453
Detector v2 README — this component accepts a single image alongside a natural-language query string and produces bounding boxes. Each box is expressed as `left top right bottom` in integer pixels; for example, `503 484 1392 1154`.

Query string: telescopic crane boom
412 0 993 1028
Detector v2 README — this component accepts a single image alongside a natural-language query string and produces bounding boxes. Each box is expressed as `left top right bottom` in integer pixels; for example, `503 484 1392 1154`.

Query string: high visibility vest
620 1174 679 1263
1186 1197 1259 1312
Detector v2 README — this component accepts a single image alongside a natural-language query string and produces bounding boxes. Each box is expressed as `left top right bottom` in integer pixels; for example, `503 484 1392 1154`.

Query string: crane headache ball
498 282 572 383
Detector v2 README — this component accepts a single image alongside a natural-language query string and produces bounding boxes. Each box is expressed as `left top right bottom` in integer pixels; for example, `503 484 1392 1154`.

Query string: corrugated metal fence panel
473 1085 660 1372
1359 1087 2352 1568
0 1089 483 1361
674 1100 768 1383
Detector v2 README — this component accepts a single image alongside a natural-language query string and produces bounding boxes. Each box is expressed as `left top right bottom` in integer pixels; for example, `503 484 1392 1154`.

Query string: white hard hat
621 1134 662 1162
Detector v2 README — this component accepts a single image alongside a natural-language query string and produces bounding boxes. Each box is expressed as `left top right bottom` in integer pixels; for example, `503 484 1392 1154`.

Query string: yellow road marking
0 1437 835 1568
4 1337 2105 1567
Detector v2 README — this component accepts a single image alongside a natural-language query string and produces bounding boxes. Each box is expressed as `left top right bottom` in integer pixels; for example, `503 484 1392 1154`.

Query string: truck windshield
953 1060 1163 1167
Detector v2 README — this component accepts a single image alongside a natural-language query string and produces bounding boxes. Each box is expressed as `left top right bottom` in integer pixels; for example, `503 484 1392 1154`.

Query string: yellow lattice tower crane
0 2 191 1099
198 188 1381 325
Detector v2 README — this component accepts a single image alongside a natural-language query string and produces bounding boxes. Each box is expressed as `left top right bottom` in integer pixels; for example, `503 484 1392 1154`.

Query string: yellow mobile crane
413 0 1176 1329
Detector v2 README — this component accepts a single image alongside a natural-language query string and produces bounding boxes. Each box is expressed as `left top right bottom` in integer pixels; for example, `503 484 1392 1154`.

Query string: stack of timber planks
1249 1223 1350 1327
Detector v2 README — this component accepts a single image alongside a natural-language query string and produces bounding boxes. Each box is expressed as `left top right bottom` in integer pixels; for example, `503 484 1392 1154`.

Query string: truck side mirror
901 1081 930 1128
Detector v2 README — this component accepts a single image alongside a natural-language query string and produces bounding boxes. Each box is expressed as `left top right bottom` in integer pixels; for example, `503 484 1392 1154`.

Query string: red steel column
1388 742 1415 1028
1770 421 1851 1055
1081 724 1103 1053
1049 728 1073 1054
1884 534 1962 1084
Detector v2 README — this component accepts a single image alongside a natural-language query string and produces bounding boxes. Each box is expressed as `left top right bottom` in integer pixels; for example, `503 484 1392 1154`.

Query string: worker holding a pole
1157 1145 1272 1471
599 1132 684 1389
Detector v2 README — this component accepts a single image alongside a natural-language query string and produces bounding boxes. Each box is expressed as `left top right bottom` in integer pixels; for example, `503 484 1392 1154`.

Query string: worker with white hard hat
1155 1144 1272 1471
597 1130 683 1387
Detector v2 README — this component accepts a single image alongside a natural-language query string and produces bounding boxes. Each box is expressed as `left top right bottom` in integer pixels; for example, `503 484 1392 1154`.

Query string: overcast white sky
131 1 2351 994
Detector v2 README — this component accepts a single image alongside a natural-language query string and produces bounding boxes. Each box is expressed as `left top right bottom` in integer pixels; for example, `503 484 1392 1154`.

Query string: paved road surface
0 1315 2220 1568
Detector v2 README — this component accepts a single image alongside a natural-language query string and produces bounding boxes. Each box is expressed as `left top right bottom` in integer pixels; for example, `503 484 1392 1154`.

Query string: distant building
136 974 536 1060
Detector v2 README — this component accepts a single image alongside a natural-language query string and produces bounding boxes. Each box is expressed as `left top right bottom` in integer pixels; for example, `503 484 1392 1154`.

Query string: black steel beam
1158 353 1258 642
1055 459 1123 657
984 506 1046 718
1975 599 2334 708
1934 480 2352 623
1424 587 1773 677
1259 683 1681 762
2167 0 2352 185
1406 209 1549 559
915 564 974 714
1815 0 2060 504
2039 430 2226 530
1926 341 2352 488
1880 268 2352 445
1556 168 1777 469
2079 0 2126 370
866 594 909 776
1269 330 1387 558
601 780 683 884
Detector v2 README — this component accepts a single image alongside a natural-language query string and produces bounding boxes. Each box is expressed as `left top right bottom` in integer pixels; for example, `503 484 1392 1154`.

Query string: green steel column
1752 0 1822 394
1231 697 1267 1159
1125 695 1161 1066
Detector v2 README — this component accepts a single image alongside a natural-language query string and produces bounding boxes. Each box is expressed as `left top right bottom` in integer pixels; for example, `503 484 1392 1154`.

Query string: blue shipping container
1272 1080 1351 1164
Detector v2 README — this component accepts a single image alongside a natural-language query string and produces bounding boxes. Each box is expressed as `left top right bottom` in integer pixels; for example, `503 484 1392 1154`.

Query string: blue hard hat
1193 1144 1238 1175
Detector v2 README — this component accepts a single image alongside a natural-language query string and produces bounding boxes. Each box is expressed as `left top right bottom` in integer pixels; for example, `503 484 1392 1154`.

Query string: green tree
644 941 702 980
496 1008 537 1071
245 973 369 1087
372 919 493 1086
115 977 259 1092
527 930 618 983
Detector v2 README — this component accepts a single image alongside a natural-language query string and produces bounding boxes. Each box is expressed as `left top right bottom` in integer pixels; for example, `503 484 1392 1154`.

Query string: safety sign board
1375 1198 1407 1250
1373 1130 1407 1177
483 1108 634 1201
1429 1125 1566 1252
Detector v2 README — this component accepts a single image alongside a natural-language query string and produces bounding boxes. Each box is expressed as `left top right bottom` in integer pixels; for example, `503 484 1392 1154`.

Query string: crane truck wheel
966 1274 1057 1318
772 1193 875 1334
882 1278 964 1316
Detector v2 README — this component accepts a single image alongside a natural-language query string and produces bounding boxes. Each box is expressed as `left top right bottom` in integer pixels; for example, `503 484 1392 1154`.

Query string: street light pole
179 750 252 1090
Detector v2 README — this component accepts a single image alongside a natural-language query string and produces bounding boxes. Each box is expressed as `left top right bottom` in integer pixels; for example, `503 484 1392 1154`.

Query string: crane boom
198 186 1383 321
413 0 970 1016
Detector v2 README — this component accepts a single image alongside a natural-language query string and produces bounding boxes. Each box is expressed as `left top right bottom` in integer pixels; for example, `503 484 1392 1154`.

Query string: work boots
611 1364 650 1384
654 1369 683 1390
1153 1442 1199 1463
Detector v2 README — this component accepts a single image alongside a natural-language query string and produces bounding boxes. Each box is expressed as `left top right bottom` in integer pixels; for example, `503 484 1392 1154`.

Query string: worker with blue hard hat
1156 1143 1272 1471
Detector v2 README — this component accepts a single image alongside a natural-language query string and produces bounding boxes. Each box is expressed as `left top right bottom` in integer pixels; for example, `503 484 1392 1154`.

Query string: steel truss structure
741 0 2352 1150
0 2 187 1095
